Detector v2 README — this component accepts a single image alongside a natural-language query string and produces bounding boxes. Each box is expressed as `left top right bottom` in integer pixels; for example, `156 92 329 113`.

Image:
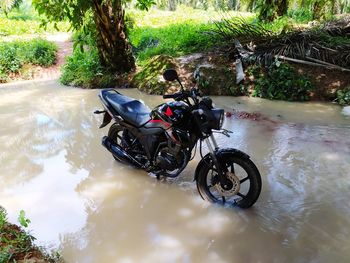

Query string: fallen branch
275 55 350 72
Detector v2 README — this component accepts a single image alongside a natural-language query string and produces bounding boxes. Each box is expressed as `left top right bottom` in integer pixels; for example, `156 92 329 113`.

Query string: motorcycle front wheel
196 155 261 208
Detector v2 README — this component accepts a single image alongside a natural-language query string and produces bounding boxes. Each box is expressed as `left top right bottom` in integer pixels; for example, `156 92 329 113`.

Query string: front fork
204 134 228 187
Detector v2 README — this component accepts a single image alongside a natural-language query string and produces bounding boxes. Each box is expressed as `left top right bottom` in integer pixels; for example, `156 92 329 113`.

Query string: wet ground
1 80 350 263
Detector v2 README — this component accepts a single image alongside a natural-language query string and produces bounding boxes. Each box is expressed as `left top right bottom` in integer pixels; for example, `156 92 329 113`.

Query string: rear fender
194 148 250 181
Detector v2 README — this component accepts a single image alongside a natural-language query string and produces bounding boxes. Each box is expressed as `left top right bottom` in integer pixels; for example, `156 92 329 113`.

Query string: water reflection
1 81 350 262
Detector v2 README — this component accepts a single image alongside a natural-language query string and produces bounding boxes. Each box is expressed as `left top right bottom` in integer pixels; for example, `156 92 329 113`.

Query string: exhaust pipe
102 136 143 168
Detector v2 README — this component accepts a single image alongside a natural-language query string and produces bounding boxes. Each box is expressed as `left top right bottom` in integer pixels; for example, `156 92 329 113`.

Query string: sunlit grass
0 16 70 36
128 5 254 28
128 6 254 63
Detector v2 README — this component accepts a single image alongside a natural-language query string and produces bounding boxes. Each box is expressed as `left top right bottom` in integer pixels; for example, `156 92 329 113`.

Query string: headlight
219 110 225 129
211 109 225 130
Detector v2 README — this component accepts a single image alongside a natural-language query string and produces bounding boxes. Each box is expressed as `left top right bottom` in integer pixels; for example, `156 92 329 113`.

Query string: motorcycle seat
104 91 151 127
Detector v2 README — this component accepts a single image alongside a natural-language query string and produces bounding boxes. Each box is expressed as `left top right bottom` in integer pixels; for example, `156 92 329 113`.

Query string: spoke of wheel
237 192 246 198
208 184 214 188
240 177 249 184
222 196 226 204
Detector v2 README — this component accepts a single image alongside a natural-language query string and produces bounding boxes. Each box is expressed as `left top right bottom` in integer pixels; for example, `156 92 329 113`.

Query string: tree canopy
0 0 22 15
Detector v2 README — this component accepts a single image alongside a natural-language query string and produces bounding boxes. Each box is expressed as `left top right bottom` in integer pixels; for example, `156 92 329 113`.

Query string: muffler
102 136 143 168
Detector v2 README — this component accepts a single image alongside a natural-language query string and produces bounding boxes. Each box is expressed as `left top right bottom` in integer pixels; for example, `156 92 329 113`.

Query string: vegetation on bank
0 207 60 262
247 63 314 101
0 38 57 82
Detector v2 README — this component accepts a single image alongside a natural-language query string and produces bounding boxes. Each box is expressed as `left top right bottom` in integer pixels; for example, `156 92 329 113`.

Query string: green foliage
0 16 70 35
0 38 57 82
212 15 295 45
0 207 7 228
249 62 314 101
128 7 253 63
0 44 22 73
132 55 177 94
25 38 57 66
130 22 217 63
0 208 36 263
287 8 313 23
0 207 61 263
0 0 23 15
60 48 115 88
135 0 156 10
17 210 30 228
336 88 350 105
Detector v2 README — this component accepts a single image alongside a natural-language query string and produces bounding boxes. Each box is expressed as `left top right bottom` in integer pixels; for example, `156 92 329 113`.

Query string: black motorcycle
95 69 261 208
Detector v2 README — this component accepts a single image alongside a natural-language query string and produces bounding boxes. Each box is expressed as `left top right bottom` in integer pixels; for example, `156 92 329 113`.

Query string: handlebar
163 91 186 100
163 88 201 101
163 93 179 99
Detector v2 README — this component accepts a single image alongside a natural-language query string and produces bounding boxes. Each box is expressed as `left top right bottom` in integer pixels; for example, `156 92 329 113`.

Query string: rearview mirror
163 69 178 82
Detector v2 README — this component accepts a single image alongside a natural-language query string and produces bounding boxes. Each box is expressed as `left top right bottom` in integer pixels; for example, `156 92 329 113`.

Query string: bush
249 62 314 101
0 45 22 73
60 48 116 88
336 88 350 105
0 38 57 82
25 38 57 66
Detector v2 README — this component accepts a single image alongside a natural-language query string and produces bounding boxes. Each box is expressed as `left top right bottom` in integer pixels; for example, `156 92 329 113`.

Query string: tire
107 123 128 162
196 155 261 208
108 123 125 146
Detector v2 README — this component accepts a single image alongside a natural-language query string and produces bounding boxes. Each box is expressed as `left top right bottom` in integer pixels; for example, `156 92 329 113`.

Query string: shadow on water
1 83 350 262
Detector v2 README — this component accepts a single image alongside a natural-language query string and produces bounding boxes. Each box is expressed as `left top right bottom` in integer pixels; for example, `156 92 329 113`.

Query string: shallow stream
1 80 350 262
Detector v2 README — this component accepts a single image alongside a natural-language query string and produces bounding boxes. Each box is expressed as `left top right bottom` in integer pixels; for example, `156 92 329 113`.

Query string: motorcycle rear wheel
196 156 261 208
109 123 130 147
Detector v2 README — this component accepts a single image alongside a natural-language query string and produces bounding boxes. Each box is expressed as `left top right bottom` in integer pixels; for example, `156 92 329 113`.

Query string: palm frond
213 15 350 69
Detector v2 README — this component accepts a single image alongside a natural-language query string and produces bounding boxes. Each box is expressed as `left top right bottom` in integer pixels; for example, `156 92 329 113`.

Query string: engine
155 142 189 177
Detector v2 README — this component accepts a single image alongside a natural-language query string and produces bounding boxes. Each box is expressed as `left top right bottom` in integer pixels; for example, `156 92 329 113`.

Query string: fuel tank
150 101 191 128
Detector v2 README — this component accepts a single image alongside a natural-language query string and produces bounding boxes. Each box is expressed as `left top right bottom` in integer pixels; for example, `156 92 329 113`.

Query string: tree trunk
235 0 240 10
259 0 276 21
277 0 289 16
227 0 235 10
168 0 176 11
312 0 326 20
92 0 135 73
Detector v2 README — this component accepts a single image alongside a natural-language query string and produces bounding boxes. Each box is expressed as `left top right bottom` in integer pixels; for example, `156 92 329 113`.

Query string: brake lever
212 129 233 137
94 110 106 114
222 129 233 137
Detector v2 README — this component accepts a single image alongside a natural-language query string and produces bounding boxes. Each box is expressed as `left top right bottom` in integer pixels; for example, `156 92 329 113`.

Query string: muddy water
1 81 350 263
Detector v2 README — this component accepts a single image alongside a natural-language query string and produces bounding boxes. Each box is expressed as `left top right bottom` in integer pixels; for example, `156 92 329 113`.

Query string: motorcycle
95 69 261 208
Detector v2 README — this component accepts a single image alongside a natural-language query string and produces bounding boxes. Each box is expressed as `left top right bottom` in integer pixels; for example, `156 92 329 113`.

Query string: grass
0 16 70 36
128 7 322 64
130 22 218 63
0 207 60 262
0 38 57 82
128 6 254 63
60 47 102 88
128 6 253 27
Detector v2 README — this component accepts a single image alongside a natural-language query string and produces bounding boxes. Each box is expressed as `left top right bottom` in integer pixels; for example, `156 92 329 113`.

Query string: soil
295 64 350 100
131 50 350 102
0 222 55 263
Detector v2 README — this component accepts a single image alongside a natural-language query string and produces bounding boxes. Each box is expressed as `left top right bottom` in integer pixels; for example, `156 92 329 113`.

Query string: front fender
194 148 250 181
